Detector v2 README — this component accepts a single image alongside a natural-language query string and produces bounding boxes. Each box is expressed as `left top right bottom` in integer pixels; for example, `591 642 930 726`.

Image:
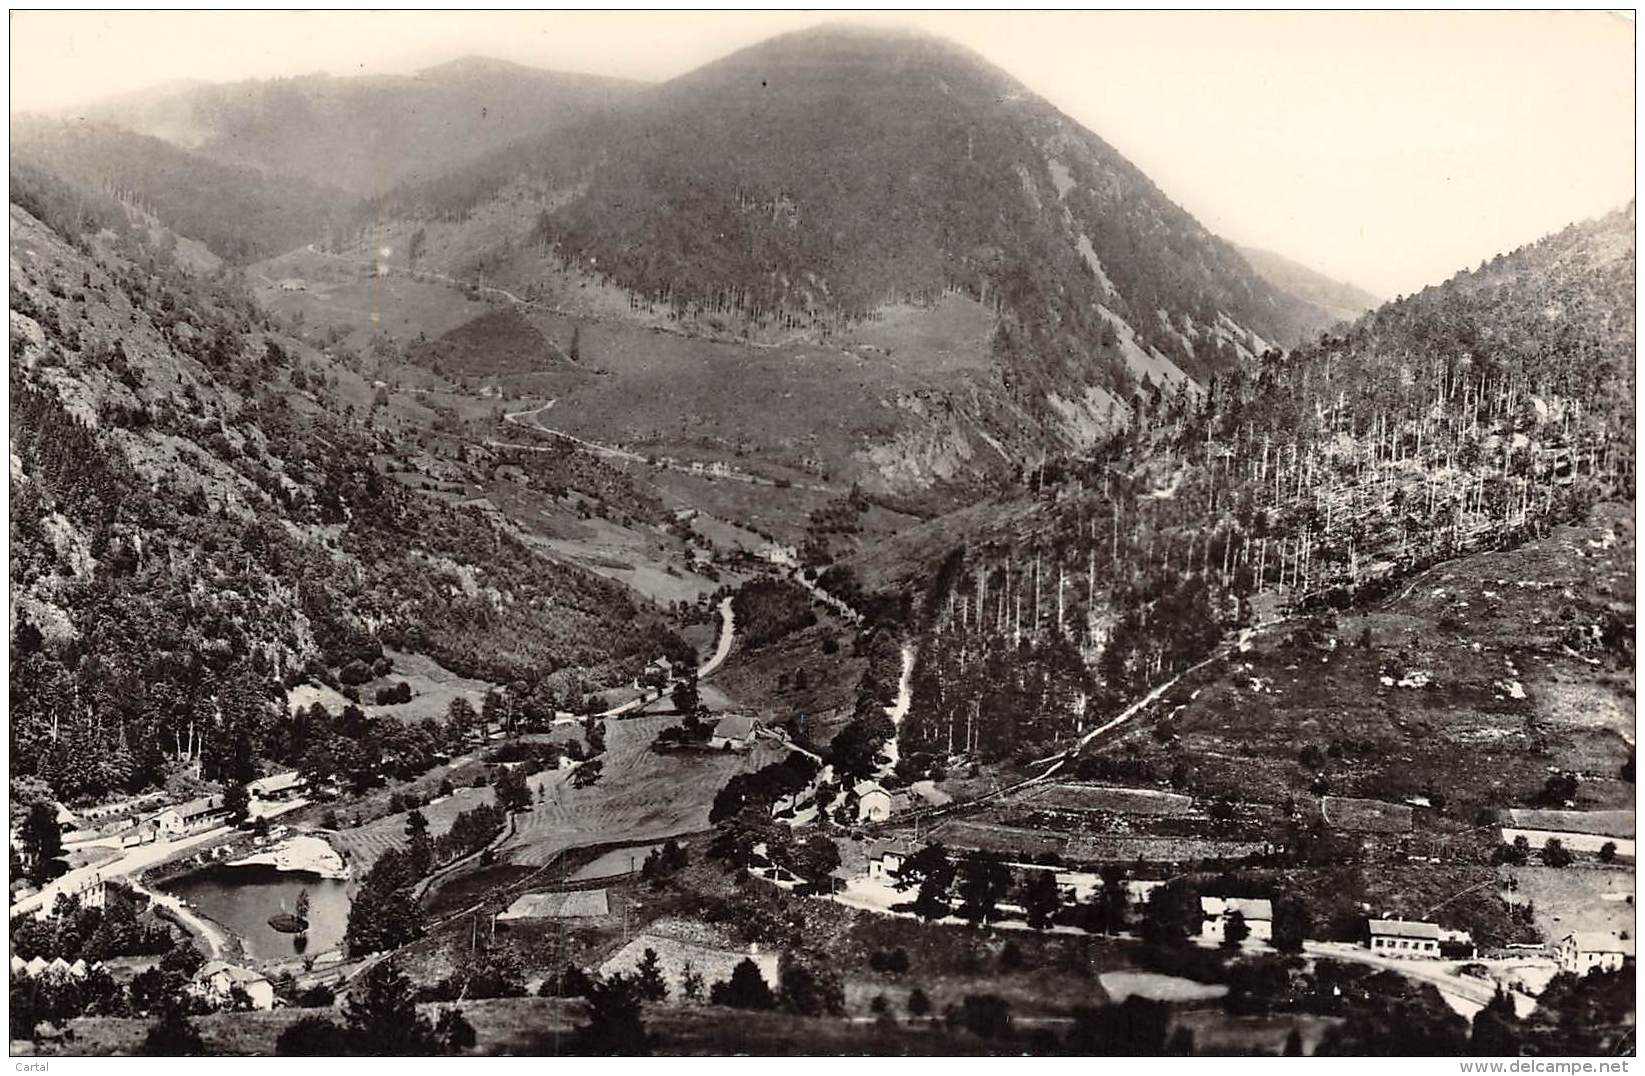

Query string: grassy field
1098 971 1228 1003
251 249 493 351
1027 784 1195 816
1501 864 1635 941
329 784 499 876
1320 796 1414 834
496 713 783 867
285 650 498 727
836 293 996 376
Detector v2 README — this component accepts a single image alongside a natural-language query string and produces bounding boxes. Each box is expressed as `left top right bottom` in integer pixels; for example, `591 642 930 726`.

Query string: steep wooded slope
848 204 1634 762
11 120 352 264
8 173 682 802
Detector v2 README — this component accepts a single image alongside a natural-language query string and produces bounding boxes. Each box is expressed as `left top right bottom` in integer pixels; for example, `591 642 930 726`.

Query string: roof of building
53 802 77 827
712 714 762 740
196 961 270 987
497 890 609 921
1201 896 1274 921
1368 919 1442 940
1566 931 1636 955
170 796 226 820
866 839 908 861
249 771 305 796
854 780 890 800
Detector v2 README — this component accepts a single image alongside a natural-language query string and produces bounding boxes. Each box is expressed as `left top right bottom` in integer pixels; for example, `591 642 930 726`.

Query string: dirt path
698 597 736 681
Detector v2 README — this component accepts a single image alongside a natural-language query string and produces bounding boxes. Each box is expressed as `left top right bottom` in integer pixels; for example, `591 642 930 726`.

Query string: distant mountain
1235 244 1380 327
77 58 644 196
365 26 1341 446
11 119 352 264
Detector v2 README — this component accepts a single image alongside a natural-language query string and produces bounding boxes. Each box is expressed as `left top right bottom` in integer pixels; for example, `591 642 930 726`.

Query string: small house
855 781 894 823
865 841 907 882
1366 918 1442 958
248 771 306 802
709 714 763 752
1054 870 1102 902
1558 932 1635 975
1200 896 1274 943
155 795 228 837
193 961 275 1010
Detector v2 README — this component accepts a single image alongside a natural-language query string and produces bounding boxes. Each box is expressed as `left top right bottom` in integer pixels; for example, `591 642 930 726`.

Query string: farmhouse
709 714 764 752
865 840 907 882
155 795 229 836
1366 918 1442 958
855 781 894 823
192 961 276 1010
1199 896 1273 942
248 771 306 802
1557 932 1635 975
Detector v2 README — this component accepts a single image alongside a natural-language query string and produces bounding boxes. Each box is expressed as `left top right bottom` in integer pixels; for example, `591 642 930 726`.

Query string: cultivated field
1504 809 1633 837
498 713 783 867
1320 796 1414 834
1501 864 1635 941
329 784 498 875
1027 784 1195 816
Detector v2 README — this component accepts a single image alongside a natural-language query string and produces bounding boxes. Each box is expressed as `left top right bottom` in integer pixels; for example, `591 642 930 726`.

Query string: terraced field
329 784 498 875
499 713 783 867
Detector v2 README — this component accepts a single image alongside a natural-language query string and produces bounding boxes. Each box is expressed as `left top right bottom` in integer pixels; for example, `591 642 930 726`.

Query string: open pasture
499 713 782 867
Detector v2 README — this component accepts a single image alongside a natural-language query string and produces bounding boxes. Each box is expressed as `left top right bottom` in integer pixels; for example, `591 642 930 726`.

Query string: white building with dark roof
1200 896 1274 942
1367 918 1442 958
1558 932 1635 975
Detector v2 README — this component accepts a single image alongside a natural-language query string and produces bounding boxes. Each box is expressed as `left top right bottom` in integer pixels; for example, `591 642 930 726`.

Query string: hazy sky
10 10 1635 297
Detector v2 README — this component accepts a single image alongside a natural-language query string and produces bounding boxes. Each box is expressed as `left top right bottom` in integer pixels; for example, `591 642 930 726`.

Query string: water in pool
163 864 350 960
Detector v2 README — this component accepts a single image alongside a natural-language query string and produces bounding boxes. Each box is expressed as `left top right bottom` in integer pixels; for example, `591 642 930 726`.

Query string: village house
855 781 894 823
1366 918 1443 958
865 841 907 883
248 771 307 803
1199 896 1274 943
709 713 764 752
192 961 276 1011
155 795 229 837
1557 932 1635 975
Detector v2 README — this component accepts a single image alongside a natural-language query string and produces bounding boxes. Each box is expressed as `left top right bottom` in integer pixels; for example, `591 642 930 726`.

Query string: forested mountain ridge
8 175 683 804
356 26 1339 446
76 57 644 197
1235 244 1380 326
846 204 1634 763
11 119 354 264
